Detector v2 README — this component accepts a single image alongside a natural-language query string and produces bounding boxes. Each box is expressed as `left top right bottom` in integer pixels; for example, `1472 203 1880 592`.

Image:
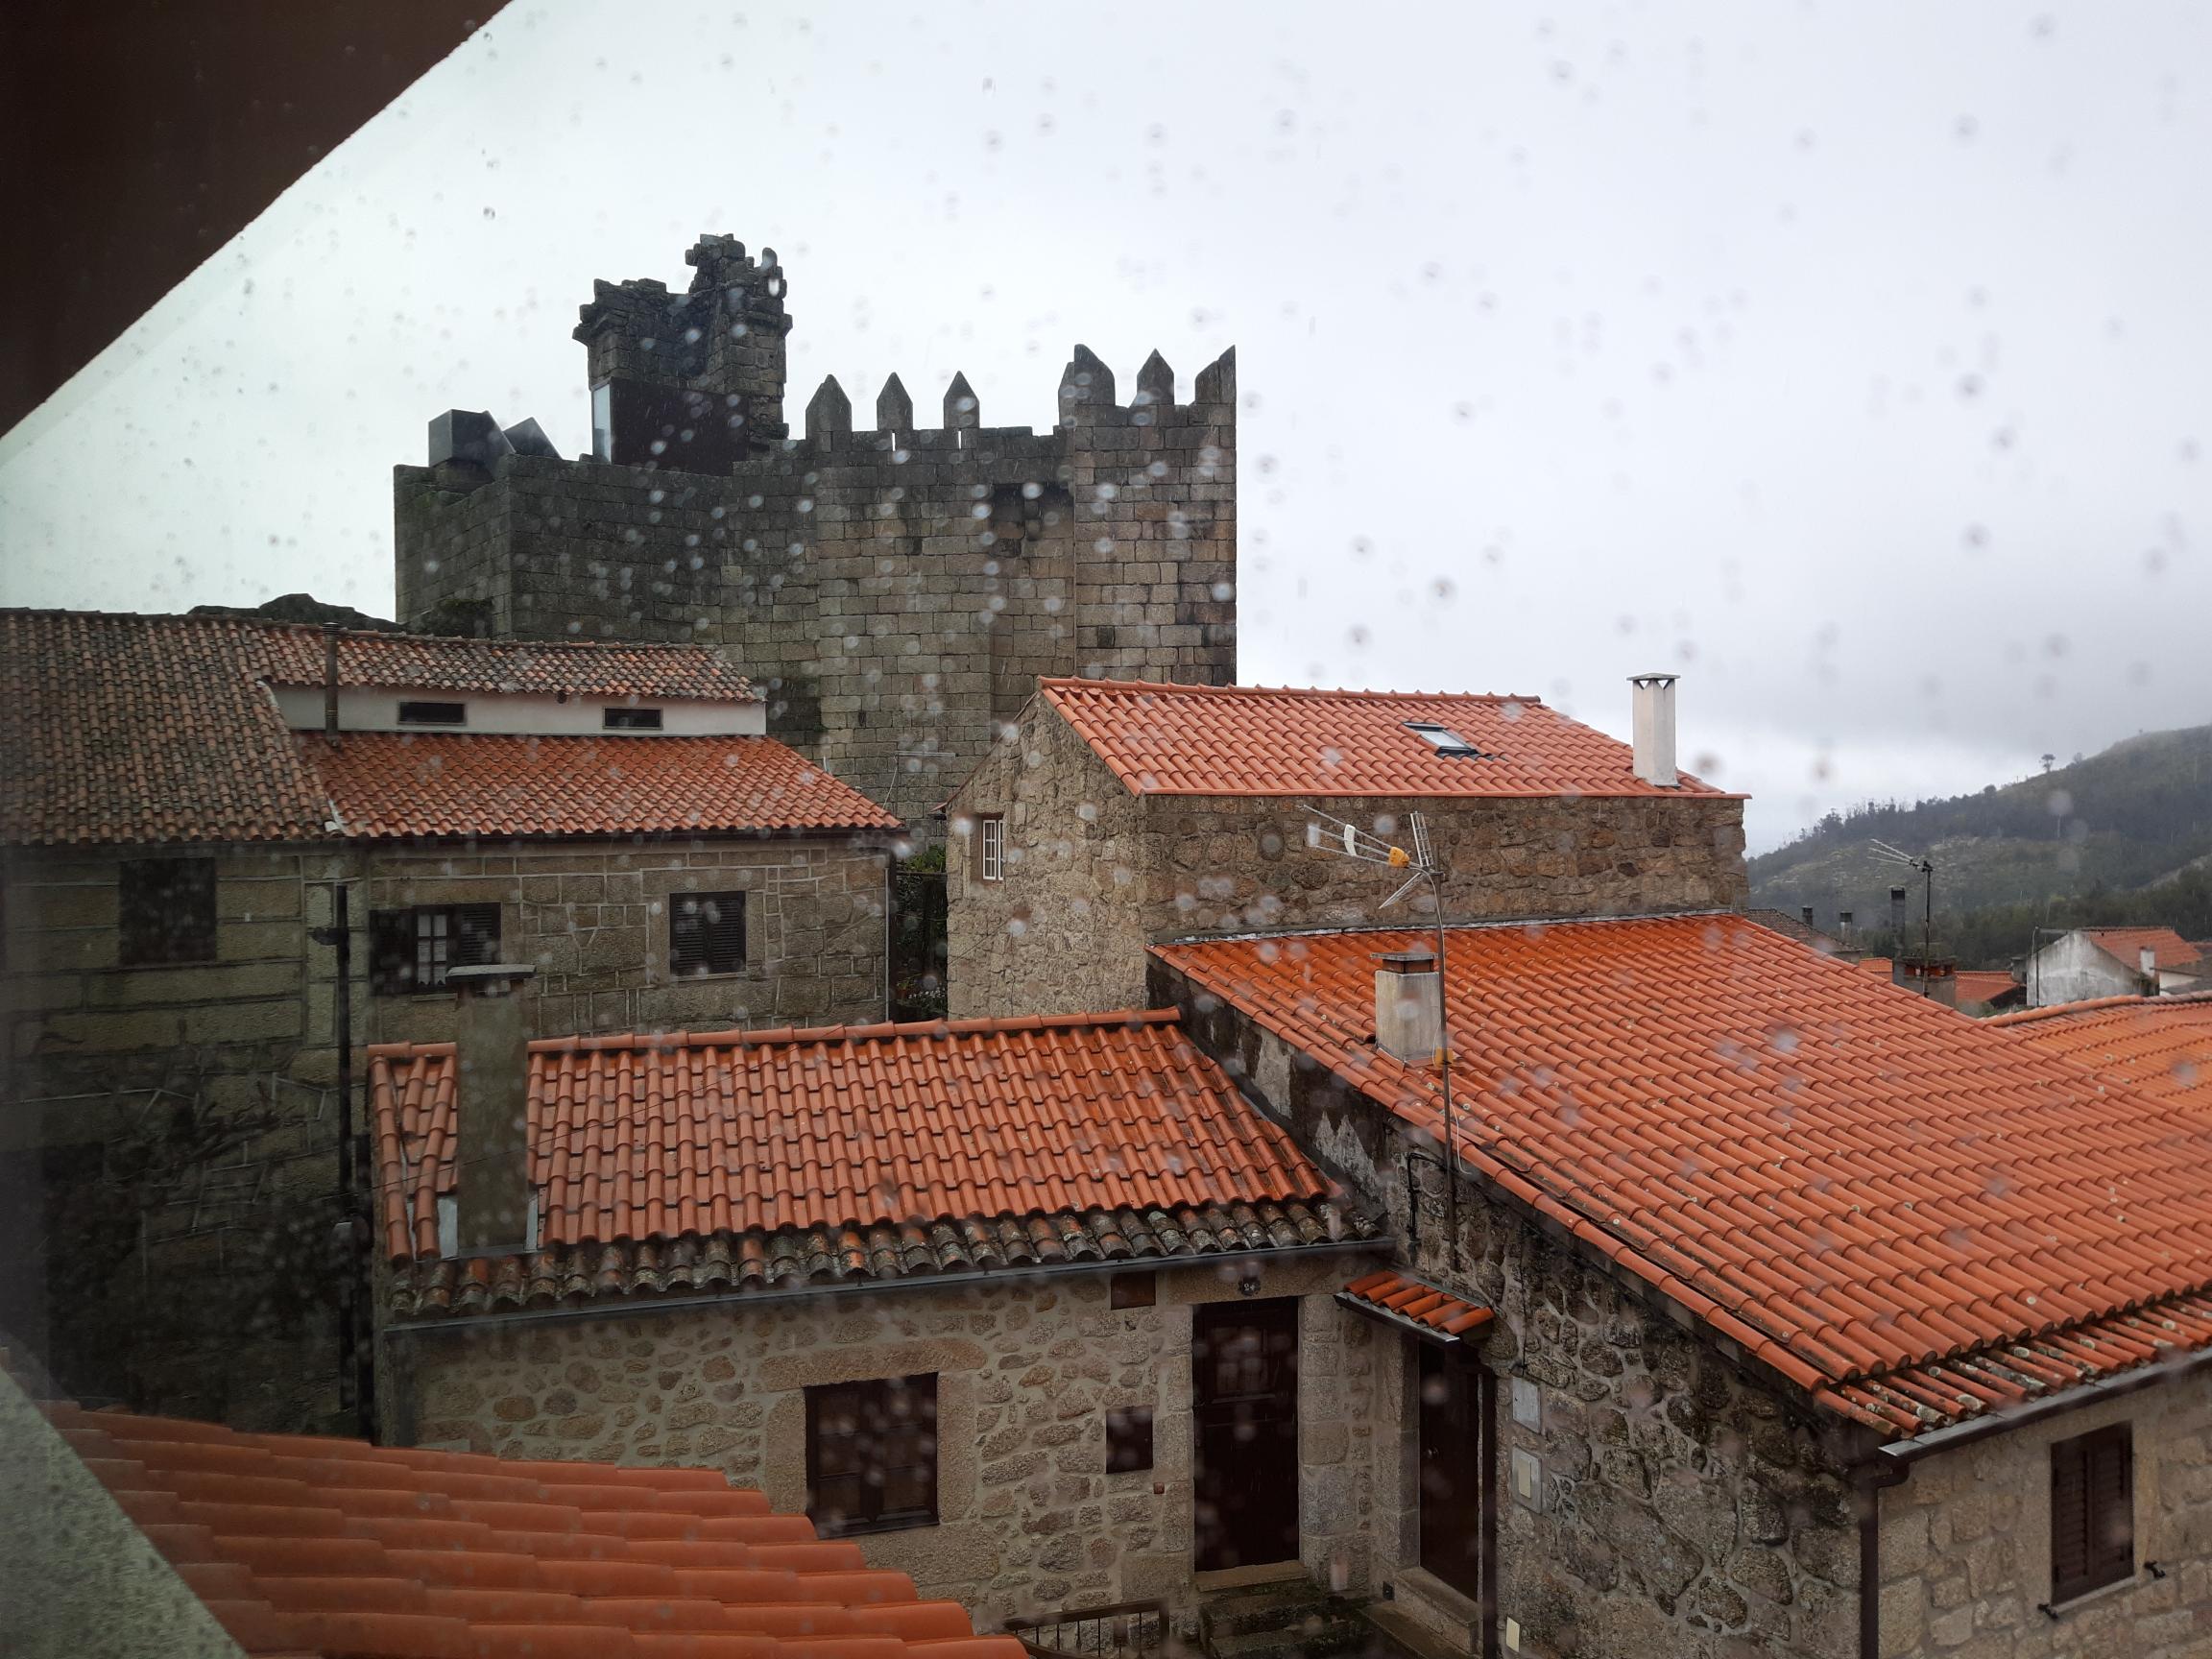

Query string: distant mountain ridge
1750 723 2212 928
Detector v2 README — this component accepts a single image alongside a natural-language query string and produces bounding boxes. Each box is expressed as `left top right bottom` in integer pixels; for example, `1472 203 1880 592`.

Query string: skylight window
1406 720 1487 758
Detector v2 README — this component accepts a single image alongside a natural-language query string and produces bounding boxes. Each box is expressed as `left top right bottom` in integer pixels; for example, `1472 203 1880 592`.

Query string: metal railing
1004 1599 1173 1659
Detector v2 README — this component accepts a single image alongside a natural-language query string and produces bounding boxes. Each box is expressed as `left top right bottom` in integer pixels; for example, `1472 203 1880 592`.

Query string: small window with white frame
978 814 1006 882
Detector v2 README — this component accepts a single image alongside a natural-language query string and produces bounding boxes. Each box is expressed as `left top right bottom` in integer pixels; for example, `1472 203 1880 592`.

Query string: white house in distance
2025 926 2206 1008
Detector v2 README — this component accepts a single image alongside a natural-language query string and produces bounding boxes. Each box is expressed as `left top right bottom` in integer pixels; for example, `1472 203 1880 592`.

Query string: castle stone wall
394 241 1237 839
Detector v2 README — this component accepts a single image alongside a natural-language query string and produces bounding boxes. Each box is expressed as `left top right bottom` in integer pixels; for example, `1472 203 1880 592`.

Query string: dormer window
398 700 467 727
1407 720 1486 758
604 707 664 731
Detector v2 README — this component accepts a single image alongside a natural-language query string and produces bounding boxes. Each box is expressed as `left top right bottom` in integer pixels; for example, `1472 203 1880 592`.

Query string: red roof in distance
1028 678 1739 801
2082 926 2202 973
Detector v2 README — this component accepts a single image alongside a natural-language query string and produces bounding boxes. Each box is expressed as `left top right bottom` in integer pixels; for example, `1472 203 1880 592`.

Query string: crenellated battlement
392 241 1237 837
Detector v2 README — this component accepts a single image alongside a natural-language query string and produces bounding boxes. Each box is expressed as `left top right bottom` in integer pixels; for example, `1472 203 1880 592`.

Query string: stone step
1356 1599 1469 1659
1203 1585 1341 1640
1207 1615 1372 1659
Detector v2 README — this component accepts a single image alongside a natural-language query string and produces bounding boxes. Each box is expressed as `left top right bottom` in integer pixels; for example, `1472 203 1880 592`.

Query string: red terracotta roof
1151 916 2212 1433
38 1394 1021 1659
1990 993 2212 1117
1953 971 2021 1007
1337 1269 1495 1342
307 733 902 839
2081 926 2202 973
1026 678 1738 801
370 1010 1376 1318
0 609 760 847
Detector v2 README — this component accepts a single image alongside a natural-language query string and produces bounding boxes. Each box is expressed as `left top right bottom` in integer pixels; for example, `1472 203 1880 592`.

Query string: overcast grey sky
2 1 2206 851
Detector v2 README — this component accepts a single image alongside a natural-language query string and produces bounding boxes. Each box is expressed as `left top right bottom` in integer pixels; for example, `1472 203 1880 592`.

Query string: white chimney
1629 673 1679 788
1375 949 1444 1066
2140 947 2159 988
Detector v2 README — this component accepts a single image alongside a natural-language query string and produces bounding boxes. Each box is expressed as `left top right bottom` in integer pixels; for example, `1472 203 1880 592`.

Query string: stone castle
393 234 1238 832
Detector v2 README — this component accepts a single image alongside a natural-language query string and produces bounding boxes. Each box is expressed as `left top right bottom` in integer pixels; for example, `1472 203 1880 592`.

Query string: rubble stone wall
949 706 1749 1017
387 1249 1382 1633
1876 1379 2212 1658
1156 960 1862 1659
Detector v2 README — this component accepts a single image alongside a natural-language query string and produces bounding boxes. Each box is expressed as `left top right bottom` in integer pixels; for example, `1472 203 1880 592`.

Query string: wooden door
1192 1298 1301 1570
1417 1339 1491 1601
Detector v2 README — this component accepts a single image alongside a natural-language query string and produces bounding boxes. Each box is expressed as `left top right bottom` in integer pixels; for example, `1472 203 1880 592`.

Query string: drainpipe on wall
1855 1459 1910 1659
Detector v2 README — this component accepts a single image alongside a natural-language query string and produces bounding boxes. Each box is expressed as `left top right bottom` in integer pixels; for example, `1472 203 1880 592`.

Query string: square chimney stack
1376 948 1445 1066
1628 673 1679 788
447 963 538 1254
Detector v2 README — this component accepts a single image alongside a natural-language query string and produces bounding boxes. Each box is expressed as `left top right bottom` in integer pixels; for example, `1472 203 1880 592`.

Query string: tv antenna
1869 839 1936 996
1304 807 1461 1263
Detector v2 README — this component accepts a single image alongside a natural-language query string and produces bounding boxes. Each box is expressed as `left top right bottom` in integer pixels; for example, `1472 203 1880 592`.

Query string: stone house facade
392 234 1238 837
945 677 1748 1019
0 609 902 1433
366 1009 1384 1635
1149 915 2212 1659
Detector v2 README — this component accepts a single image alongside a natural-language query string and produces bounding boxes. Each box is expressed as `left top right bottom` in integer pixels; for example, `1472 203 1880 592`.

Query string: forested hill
1749 723 2212 930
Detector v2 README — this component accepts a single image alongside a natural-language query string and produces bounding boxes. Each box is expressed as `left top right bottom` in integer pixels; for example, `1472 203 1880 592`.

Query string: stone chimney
447 963 537 1254
1799 905 1815 929
1628 673 1679 788
1376 949 1444 1066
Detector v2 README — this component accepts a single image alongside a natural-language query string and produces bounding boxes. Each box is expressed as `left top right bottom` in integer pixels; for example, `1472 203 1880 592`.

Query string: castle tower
572 234 792 470
393 237 1236 836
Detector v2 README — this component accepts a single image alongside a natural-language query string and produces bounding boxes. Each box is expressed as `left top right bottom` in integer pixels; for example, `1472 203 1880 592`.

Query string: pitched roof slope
1032 678 1738 800
0 610 761 847
42 1394 1021 1659
1953 971 2021 1007
310 733 902 838
2080 926 2203 973
371 1010 1375 1318
1991 993 2212 1117
1152 915 2212 1434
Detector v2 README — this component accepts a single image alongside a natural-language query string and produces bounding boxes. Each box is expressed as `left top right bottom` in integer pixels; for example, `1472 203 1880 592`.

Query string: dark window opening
1110 1270 1157 1310
2051 1423 2133 1603
1107 1407 1155 1474
604 706 663 730
670 891 747 977
371 903 500 995
805 1374 938 1537
1406 720 1488 759
397 700 467 727
118 857 217 967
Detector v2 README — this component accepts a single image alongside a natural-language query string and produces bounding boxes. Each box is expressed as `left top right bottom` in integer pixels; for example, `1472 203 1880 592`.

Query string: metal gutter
1873 1345 2212 1468
382 1234 1396 1337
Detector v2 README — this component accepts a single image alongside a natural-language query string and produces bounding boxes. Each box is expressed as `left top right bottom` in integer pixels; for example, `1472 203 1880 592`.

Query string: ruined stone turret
569 233 793 469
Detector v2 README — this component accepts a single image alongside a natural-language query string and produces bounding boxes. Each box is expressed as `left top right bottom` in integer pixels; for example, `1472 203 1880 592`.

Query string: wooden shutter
119 857 216 966
805 1374 937 1536
2051 1424 2132 1602
370 910 417 996
1107 1407 1154 1474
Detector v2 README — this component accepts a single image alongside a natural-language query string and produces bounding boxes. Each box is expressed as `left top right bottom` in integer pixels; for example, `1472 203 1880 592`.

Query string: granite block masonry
394 235 1238 836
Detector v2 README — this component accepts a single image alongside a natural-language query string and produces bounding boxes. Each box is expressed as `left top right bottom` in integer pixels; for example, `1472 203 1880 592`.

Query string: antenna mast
1305 807 1461 1264
1870 839 1936 995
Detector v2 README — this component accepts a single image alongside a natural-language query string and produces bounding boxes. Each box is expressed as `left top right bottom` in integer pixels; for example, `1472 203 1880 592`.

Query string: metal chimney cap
1627 671 1679 686
1378 949 1438 974
446 963 538 995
